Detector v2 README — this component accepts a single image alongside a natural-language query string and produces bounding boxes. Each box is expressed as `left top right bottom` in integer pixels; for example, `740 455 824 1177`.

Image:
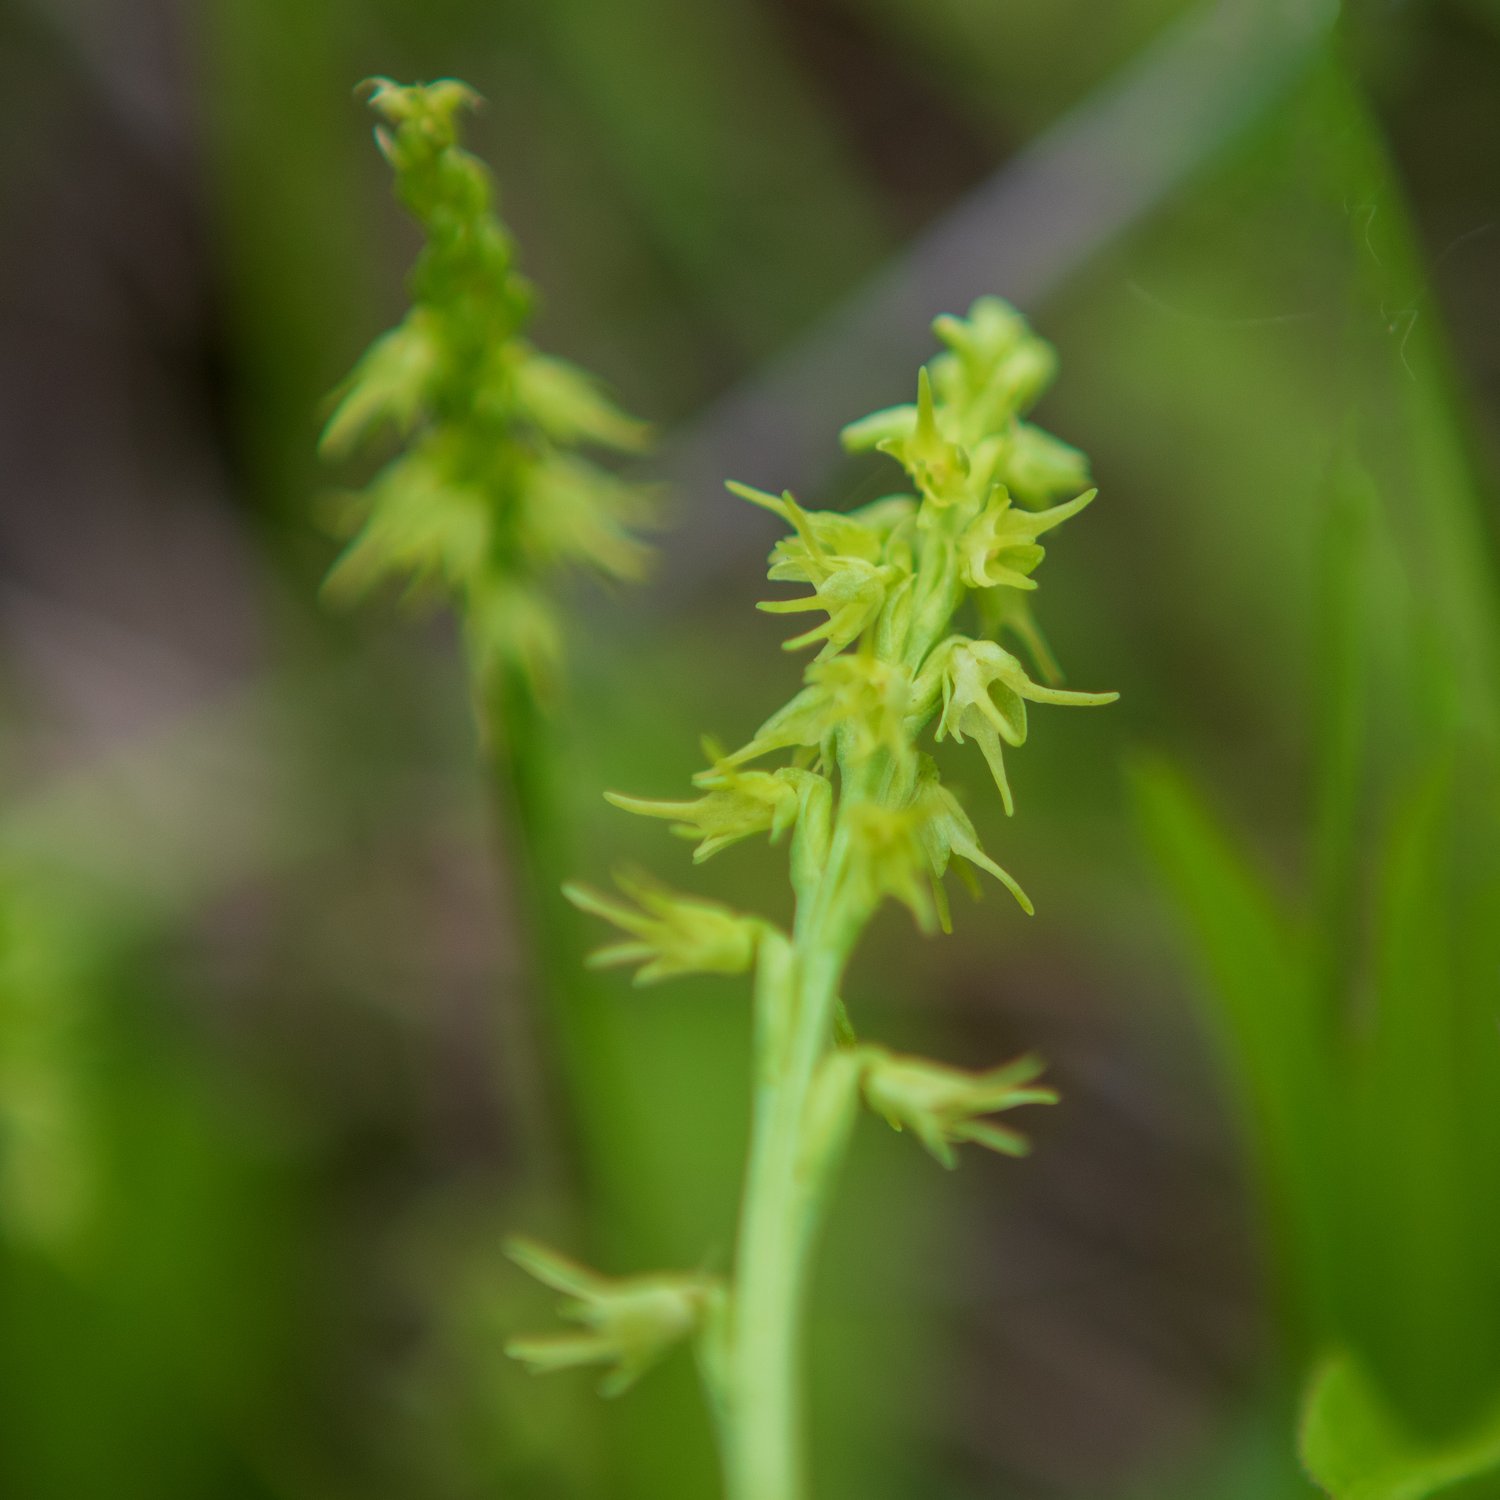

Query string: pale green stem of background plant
318 78 658 1220
318 79 662 1494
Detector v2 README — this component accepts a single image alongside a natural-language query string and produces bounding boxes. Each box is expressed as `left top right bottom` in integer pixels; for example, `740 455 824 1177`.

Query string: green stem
461 661 620 1496
482 661 592 1205
486 660 660 1249
726 834 860 1500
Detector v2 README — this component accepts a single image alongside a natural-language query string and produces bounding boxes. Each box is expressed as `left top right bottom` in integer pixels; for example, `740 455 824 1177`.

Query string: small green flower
839 802 941 932
322 441 489 604
957 484 1097 592
518 453 654 581
910 757 1032 921
728 484 909 659
759 554 901 659
606 762 824 863
842 297 1089 507
934 636 1116 814
725 652 914 771
877 370 975 510
859 1048 1057 1168
319 311 442 458
506 1237 723 1397
730 483 914 568
832 764 1033 932
564 871 769 984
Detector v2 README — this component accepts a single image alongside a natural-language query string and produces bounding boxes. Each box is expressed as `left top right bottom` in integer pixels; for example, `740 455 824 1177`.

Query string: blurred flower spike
319 79 654 701
859 1048 1058 1169
564 871 770 984
505 1238 723 1397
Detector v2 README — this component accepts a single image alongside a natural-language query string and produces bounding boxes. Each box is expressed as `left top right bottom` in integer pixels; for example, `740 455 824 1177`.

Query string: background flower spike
319 79 656 702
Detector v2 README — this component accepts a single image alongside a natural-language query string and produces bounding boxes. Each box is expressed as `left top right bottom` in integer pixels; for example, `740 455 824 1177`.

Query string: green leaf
1130 755 1338 1338
1301 1354 1500 1500
1308 455 1374 1003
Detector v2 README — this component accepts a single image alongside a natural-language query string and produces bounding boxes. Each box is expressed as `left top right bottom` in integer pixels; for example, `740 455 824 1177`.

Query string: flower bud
997 423 1091 508
362 77 480 133
933 297 1058 420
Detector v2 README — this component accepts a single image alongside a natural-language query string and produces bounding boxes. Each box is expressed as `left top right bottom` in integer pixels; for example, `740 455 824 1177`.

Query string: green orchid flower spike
319 78 653 701
514 297 1116 1500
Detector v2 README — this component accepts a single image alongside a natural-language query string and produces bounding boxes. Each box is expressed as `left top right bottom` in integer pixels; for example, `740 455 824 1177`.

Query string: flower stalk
514 298 1114 1496
319 79 656 1207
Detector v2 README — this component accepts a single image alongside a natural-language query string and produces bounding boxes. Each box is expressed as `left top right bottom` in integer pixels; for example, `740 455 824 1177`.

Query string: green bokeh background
1 2 1498 1496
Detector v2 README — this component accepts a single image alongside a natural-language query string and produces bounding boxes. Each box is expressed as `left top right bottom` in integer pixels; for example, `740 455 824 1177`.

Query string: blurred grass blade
1344 758 1499 1427
1308 455 1374 1005
1312 59 1500 747
1130 754 1336 1342
1301 1354 1500 1500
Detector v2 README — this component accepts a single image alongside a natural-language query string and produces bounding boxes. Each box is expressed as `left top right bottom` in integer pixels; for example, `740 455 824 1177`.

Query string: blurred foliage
0 1 1496 1498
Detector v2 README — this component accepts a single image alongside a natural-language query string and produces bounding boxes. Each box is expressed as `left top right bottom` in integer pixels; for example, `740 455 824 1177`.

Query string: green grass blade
1301 1354 1500 1500
1130 754 1337 1344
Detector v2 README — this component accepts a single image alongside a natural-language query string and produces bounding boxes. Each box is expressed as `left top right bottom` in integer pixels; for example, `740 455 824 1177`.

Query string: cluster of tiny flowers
586 294 1115 936
320 79 653 695
514 299 1115 1389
